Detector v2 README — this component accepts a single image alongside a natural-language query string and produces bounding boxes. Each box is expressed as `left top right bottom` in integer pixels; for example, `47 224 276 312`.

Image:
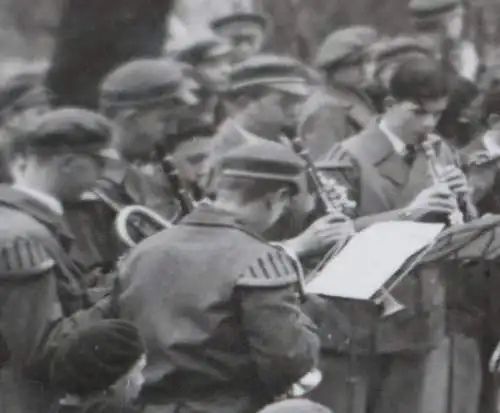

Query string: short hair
215 175 297 204
389 56 449 103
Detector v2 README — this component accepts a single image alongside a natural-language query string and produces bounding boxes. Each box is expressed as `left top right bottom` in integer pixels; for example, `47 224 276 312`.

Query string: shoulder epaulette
236 246 301 288
0 236 55 280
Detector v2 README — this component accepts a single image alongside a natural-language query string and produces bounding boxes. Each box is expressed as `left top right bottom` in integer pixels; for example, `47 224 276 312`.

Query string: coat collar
180 202 265 242
345 120 410 186
0 185 74 243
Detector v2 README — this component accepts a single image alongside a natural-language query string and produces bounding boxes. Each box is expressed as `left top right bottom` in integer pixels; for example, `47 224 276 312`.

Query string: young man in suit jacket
311 57 481 413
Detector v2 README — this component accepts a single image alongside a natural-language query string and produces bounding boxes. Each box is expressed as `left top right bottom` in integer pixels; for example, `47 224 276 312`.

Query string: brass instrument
290 136 356 216
92 188 173 249
422 135 478 225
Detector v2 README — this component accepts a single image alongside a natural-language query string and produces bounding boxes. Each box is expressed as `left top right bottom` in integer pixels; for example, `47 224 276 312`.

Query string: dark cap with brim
220 140 306 184
11 108 112 155
228 54 309 96
175 35 233 66
315 26 376 70
0 71 51 117
409 0 461 17
211 12 268 31
100 59 197 110
374 36 434 66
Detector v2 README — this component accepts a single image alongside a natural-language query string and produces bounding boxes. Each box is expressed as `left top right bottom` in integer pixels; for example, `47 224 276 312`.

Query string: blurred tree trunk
45 0 175 109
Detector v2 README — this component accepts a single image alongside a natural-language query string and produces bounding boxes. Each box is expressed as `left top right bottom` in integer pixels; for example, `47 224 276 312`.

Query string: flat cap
210 12 268 31
11 108 112 154
229 54 309 96
220 140 306 184
175 33 232 66
373 36 434 65
409 0 461 17
100 59 197 110
257 399 332 413
0 64 50 118
315 26 377 70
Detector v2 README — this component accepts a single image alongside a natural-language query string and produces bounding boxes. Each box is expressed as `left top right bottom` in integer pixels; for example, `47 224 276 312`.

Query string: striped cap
220 140 306 184
315 26 378 70
372 36 435 76
175 34 232 66
210 12 268 31
0 236 54 279
409 0 461 17
228 54 309 96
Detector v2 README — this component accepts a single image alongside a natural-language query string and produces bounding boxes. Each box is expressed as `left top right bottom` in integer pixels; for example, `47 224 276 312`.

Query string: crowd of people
3 0 500 412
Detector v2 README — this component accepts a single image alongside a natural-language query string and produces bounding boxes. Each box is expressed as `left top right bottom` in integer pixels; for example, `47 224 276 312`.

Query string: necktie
403 144 417 166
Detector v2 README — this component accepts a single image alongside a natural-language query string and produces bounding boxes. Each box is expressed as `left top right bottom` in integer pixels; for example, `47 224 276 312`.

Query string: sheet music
305 221 445 300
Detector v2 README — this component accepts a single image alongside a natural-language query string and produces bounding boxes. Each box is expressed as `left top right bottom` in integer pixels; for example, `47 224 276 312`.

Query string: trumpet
92 188 173 248
422 135 478 225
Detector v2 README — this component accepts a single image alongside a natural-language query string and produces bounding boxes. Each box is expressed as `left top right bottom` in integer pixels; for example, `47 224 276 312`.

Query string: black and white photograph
1 1 500 413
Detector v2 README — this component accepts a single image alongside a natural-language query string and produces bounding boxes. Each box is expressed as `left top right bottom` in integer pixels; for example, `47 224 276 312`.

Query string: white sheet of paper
305 221 445 300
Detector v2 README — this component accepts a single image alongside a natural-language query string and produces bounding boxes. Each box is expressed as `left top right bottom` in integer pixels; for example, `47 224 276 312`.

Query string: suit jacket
324 120 458 216
319 121 470 354
64 156 180 272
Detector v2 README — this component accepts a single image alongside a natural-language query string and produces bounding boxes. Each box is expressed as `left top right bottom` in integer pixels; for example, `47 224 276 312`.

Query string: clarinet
422 136 478 224
289 136 356 216
153 145 197 218
287 137 364 413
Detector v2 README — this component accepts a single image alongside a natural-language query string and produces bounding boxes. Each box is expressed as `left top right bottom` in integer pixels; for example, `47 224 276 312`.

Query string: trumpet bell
115 205 173 248
378 293 406 318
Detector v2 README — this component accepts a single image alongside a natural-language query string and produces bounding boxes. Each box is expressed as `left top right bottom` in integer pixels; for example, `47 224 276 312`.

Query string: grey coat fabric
117 204 320 413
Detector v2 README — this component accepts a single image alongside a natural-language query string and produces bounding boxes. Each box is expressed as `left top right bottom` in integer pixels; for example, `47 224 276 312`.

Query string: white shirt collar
483 132 500 156
12 184 63 216
379 119 407 156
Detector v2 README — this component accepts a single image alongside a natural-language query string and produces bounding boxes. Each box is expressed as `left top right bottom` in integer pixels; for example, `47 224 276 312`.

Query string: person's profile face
330 62 366 87
52 151 104 201
198 54 232 92
219 24 265 63
389 98 448 143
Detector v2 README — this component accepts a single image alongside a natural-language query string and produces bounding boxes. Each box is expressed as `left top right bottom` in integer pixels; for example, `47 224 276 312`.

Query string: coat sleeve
0 234 114 382
235 248 320 395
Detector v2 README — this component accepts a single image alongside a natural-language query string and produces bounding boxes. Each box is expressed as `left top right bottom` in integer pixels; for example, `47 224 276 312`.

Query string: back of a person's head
389 56 448 103
51 320 145 397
